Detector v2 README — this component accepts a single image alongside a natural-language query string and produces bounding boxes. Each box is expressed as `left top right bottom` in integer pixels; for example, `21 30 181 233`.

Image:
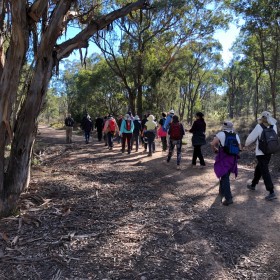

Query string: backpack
223 131 239 156
65 117 73 127
258 124 280 154
169 122 182 140
125 120 131 131
108 119 116 132
162 115 172 132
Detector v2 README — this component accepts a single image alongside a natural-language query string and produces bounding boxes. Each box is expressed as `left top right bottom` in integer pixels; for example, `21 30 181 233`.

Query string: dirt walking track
0 125 280 280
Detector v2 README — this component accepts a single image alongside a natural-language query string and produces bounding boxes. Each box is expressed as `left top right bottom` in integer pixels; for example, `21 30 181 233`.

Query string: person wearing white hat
132 115 141 152
211 120 242 206
245 111 277 201
120 114 134 154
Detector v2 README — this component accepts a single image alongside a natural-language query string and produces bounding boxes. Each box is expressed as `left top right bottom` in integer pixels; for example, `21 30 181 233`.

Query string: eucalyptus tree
93 0 230 117
229 0 280 117
175 40 222 123
222 60 255 118
0 0 149 217
64 57 127 119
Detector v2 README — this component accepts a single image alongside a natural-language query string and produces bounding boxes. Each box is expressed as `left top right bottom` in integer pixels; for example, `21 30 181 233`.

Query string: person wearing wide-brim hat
245 111 277 201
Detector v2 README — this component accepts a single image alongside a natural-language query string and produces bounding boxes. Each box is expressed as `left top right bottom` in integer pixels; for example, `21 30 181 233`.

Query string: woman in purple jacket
211 121 242 206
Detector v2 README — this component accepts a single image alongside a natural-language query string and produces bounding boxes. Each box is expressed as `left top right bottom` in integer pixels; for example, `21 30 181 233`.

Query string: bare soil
0 125 280 280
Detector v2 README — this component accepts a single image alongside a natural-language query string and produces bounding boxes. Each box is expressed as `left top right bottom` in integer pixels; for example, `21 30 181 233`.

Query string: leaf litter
0 126 280 279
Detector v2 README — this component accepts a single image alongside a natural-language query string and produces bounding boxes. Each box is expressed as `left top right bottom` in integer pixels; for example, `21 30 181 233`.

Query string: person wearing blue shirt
120 114 135 154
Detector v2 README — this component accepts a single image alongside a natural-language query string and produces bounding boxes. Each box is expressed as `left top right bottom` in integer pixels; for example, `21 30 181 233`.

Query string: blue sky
214 23 240 64
64 23 240 65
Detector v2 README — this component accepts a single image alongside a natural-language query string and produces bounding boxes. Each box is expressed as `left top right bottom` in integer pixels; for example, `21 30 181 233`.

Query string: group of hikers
64 110 278 206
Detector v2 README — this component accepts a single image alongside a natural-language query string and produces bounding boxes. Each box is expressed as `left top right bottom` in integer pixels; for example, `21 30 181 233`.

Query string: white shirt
245 123 277 155
216 130 241 146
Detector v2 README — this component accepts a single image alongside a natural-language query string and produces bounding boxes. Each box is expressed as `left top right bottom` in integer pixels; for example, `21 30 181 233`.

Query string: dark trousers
167 139 182 165
192 145 205 166
132 133 140 151
161 136 167 151
103 133 107 146
220 172 232 201
107 132 114 148
97 129 102 141
145 131 156 154
122 133 132 152
84 130 91 143
252 154 274 193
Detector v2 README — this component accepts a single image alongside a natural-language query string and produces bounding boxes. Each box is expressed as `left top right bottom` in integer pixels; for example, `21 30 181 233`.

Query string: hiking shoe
222 199 233 206
247 184 256 191
265 193 277 201
147 153 152 157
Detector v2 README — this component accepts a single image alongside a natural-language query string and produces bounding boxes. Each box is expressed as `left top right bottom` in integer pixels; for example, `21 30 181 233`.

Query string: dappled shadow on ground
0 126 280 279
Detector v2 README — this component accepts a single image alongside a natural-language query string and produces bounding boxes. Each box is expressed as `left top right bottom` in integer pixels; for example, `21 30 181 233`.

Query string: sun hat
134 115 140 120
169 109 175 114
259 111 277 125
147 114 155 121
124 114 130 120
222 120 234 131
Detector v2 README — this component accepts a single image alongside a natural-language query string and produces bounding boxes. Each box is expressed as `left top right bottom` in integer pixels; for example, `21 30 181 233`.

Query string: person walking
245 111 277 201
120 113 134 154
64 113 74 143
81 113 93 144
116 114 123 144
132 115 142 152
166 115 185 169
211 121 241 206
188 112 206 167
163 109 175 145
102 115 108 146
95 116 104 142
143 114 157 156
158 112 167 152
103 114 119 150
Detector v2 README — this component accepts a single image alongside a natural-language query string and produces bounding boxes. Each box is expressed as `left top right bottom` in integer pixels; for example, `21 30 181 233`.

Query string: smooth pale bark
0 0 147 217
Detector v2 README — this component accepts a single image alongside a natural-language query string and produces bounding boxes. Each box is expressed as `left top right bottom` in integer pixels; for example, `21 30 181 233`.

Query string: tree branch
56 0 147 60
28 0 49 22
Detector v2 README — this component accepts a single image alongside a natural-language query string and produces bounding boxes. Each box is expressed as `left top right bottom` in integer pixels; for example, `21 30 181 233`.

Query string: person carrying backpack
211 121 242 206
163 109 175 145
64 113 74 143
167 115 185 169
103 114 119 150
120 113 134 154
245 111 278 201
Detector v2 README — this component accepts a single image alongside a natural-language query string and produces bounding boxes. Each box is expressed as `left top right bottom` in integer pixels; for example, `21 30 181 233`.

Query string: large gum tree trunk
0 0 148 217
2 56 53 216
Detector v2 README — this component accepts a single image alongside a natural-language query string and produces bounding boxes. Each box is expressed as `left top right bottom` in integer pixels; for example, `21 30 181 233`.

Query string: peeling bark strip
0 1 148 217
